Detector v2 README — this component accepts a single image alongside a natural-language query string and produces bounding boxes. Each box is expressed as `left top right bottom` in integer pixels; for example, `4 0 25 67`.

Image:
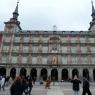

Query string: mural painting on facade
52 55 58 64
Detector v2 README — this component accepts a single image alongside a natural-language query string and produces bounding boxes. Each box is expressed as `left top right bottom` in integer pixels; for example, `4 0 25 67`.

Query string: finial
17 0 20 4
12 0 20 20
91 0 93 4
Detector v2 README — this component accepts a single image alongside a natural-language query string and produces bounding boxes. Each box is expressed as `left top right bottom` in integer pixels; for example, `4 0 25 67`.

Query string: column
89 69 93 82
6 67 10 76
58 68 62 81
26 68 30 76
48 68 51 79
69 68 72 79
79 68 82 80
37 68 40 81
16 67 20 77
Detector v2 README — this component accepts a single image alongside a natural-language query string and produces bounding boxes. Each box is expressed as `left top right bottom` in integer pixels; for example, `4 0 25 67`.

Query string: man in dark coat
82 77 92 95
10 76 23 95
71 75 81 95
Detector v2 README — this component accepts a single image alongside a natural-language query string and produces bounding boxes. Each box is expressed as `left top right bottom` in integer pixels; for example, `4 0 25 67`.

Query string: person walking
0 76 2 91
1 76 5 91
71 75 81 95
27 76 33 95
45 78 51 89
10 76 23 95
82 77 92 95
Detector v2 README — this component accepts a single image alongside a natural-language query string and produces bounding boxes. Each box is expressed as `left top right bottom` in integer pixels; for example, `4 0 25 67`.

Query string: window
14 37 20 42
43 46 48 53
81 47 87 53
89 38 94 43
32 37 39 42
72 56 77 64
23 46 29 52
62 37 68 43
62 56 67 64
62 46 67 53
4 37 11 42
3 46 9 51
92 58 95 64
32 57 37 64
81 57 88 64
11 56 18 63
43 57 47 64
80 38 86 43
32 46 37 53
71 47 77 53
22 56 28 63
91 47 95 53
13 46 19 52
23 37 29 42
2 56 8 63
71 37 77 43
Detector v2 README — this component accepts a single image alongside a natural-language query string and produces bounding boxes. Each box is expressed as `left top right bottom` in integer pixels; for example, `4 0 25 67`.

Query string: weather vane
91 0 93 4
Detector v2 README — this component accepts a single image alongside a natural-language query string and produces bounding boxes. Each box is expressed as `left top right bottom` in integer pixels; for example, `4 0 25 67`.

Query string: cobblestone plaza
0 82 95 95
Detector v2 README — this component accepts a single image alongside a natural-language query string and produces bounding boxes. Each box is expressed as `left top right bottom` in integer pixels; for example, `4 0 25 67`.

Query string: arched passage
20 68 26 77
93 69 95 81
83 69 89 80
62 69 68 81
0 67 6 76
10 68 16 80
72 69 79 78
40 68 47 81
30 68 37 81
51 69 58 81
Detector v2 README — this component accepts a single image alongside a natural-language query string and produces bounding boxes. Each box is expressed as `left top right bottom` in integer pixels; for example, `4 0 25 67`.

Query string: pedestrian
45 78 51 89
10 76 23 95
82 77 92 95
1 75 5 91
0 76 2 91
28 77 33 95
33 76 36 84
71 75 81 95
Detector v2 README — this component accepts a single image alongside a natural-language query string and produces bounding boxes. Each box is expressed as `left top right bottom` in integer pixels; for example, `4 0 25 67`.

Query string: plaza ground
0 82 95 95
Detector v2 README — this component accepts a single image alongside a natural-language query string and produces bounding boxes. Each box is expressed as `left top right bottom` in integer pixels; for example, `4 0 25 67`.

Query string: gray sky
0 0 94 31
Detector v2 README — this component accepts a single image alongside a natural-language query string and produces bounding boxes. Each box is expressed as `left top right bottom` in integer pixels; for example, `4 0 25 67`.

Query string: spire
4 0 22 31
91 0 95 20
89 0 95 31
91 0 95 13
13 0 19 20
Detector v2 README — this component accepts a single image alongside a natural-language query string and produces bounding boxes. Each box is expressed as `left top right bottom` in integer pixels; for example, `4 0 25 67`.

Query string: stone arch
83 69 89 80
0 67 6 76
30 68 37 81
20 68 27 77
72 69 79 78
40 68 47 81
62 68 68 81
10 68 16 80
93 69 95 81
51 68 58 81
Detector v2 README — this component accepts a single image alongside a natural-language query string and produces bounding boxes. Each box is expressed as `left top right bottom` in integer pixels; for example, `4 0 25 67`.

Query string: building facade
0 2 95 81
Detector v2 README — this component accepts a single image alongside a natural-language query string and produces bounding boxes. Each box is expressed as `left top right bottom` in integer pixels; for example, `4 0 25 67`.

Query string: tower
4 1 22 33
89 1 95 31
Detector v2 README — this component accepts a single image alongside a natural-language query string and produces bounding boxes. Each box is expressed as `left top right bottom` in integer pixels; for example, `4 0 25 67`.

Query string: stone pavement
46 87 64 95
0 82 95 95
